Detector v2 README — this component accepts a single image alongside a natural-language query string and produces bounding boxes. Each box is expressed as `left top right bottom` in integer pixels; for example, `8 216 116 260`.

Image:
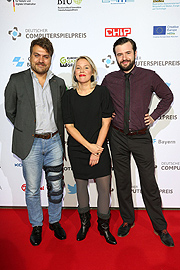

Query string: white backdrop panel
0 0 179 208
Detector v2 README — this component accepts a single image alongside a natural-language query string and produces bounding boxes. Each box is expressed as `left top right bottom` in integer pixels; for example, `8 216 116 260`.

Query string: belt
35 130 58 139
112 125 147 136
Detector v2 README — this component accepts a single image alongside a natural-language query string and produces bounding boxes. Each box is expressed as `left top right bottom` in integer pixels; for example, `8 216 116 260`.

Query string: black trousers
109 127 167 231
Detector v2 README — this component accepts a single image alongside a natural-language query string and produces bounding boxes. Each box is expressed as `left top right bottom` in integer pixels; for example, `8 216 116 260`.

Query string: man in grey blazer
5 37 66 246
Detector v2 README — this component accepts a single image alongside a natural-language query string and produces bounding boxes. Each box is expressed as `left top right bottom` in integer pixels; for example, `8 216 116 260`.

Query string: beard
30 62 50 75
117 57 135 72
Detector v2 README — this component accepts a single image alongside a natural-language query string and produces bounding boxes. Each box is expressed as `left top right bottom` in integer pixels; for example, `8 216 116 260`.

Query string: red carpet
0 209 179 270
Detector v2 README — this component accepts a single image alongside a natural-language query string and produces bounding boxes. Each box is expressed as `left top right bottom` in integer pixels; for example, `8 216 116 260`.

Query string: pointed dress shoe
30 226 42 246
154 229 174 247
118 222 135 237
49 222 66 240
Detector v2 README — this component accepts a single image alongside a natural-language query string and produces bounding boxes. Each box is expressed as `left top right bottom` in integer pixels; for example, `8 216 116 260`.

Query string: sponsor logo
132 187 142 194
159 114 178 120
105 28 131 37
132 185 174 194
64 166 72 171
13 57 24 67
153 139 176 144
14 163 23 167
102 0 134 4
158 140 176 145
7 0 36 11
6 0 15 12
57 0 82 12
136 56 180 67
161 162 180 170
8 27 21 41
25 28 87 39
60 57 77 67
153 25 179 38
159 189 173 194
102 55 115 68
152 1 180 11
21 184 44 192
153 26 166 35
67 184 77 194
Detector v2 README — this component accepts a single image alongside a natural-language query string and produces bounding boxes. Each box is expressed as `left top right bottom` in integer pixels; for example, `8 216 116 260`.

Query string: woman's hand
89 153 100 167
88 143 104 156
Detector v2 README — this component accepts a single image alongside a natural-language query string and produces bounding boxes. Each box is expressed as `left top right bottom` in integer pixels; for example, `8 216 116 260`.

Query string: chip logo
21 184 26 192
105 28 131 37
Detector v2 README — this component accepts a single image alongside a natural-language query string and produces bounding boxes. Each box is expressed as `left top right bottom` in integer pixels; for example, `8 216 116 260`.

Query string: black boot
98 217 117 245
77 211 91 241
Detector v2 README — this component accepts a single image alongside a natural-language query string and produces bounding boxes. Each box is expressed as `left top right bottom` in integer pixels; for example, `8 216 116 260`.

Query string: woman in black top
62 56 116 245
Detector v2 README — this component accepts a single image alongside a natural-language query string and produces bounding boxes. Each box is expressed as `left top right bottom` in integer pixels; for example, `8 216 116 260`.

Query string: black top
63 85 114 149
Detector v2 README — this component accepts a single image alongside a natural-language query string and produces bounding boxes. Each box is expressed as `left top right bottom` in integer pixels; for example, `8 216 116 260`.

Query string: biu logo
13 57 24 67
153 139 156 144
68 184 77 194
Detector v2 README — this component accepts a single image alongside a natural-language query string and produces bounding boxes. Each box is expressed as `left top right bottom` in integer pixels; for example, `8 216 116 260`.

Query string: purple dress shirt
102 66 173 131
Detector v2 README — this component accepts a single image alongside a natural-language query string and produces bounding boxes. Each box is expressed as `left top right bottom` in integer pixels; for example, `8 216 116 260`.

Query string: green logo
60 57 77 67
73 0 82 5
60 57 67 64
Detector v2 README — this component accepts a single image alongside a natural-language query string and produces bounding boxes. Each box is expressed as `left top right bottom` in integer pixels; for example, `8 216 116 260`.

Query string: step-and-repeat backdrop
0 0 179 208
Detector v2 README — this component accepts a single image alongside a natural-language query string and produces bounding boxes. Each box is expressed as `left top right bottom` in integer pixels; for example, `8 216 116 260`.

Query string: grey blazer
5 69 66 160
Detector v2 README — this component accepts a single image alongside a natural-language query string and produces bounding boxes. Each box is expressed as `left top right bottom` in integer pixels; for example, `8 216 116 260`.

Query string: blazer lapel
49 77 58 121
23 69 36 117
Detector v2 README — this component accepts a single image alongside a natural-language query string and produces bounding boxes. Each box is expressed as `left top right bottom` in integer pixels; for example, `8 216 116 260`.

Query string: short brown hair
30 37 54 57
113 37 137 55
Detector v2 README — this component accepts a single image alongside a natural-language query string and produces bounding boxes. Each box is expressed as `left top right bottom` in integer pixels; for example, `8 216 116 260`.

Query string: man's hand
144 114 154 126
111 112 116 119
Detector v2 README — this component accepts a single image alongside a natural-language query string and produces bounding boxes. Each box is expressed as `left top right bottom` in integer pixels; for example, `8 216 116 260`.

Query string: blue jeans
22 133 64 227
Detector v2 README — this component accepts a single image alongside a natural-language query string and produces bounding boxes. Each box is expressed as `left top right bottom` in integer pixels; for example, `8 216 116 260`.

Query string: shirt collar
119 65 137 77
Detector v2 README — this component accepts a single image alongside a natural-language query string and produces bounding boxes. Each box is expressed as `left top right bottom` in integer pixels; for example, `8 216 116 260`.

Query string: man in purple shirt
102 37 174 247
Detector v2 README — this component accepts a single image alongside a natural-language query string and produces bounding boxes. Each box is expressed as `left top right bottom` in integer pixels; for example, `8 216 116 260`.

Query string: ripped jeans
22 133 64 227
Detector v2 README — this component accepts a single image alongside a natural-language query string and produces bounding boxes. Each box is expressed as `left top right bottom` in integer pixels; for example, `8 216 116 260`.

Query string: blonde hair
72 56 98 89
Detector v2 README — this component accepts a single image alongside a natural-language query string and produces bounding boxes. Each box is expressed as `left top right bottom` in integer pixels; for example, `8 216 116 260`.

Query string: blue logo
153 139 156 144
102 55 115 68
102 0 134 3
153 26 166 35
166 82 171 88
8 27 21 40
13 57 24 67
14 163 23 167
68 184 77 194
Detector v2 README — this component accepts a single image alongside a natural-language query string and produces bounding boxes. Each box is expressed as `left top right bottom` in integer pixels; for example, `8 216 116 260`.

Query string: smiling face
115 41 137 73
74 58 93 84
30 45 51 75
